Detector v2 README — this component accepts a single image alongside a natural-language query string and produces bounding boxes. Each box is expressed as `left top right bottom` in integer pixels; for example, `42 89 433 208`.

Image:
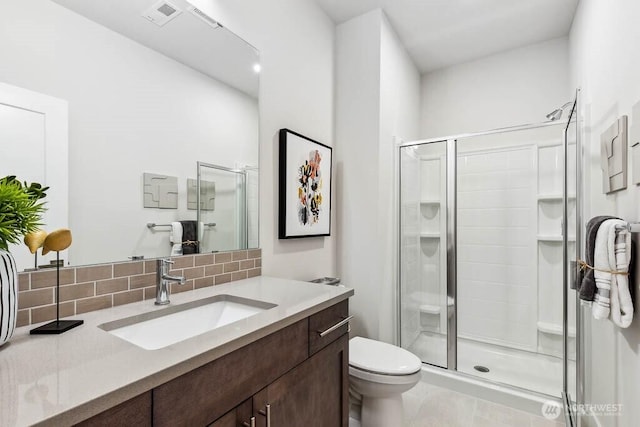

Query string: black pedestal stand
30 251 83 335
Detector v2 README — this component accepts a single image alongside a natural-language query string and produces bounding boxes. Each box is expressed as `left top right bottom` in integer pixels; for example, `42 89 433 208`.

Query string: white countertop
0 276 353 427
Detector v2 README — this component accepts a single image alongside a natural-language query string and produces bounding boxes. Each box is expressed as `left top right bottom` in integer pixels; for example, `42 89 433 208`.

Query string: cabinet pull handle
318 315 353 337
242 416 256 427
258 404 271 427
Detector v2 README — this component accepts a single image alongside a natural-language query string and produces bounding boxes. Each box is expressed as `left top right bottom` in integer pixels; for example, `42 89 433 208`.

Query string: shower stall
196 162 259 252
398 97 581 424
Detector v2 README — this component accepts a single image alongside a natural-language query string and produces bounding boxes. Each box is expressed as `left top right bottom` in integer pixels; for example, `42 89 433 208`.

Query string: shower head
546 102 574 121
546 109 563 121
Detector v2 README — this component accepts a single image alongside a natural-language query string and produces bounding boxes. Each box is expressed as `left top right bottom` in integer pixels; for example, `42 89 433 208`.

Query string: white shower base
407 332 575 397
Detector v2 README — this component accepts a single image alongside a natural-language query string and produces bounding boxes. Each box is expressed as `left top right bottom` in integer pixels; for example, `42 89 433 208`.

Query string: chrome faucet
155 258 186 305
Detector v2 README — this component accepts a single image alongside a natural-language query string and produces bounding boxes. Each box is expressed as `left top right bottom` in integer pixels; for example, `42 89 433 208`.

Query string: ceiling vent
188 6 222 29
142 1 182 27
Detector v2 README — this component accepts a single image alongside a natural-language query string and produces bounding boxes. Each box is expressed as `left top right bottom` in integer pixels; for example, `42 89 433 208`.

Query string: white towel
592 220 613 320
170 222 183 256
611 226 633 327
592 219 633 327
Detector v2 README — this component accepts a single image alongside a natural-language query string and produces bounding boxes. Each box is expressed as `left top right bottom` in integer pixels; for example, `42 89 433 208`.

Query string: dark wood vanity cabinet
76 300 349 427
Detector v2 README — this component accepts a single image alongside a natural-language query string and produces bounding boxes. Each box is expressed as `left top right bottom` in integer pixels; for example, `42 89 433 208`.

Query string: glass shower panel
399 141 448 368
564 101 579 412
455 124 567 396
197 163 247 253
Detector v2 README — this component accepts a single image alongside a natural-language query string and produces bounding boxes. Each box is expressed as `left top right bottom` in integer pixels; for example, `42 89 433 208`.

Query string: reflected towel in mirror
170 222 183 256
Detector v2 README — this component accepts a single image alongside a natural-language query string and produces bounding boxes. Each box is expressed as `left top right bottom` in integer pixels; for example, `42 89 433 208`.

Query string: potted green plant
0 176 47 346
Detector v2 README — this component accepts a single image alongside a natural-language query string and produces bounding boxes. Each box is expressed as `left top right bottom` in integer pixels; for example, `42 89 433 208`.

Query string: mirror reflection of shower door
197 162 248 253
399 140 449 368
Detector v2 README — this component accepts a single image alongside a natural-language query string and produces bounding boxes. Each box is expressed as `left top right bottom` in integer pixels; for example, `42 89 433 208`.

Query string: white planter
0 250 18 346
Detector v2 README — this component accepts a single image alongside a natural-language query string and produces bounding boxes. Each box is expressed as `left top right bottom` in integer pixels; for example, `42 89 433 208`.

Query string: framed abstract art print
278 128 332 239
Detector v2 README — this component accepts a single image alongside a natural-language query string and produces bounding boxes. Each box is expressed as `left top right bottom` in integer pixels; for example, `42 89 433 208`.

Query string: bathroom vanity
0 277 353 426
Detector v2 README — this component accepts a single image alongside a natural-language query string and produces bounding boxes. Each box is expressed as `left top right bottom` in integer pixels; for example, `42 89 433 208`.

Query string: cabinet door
262 333 348 427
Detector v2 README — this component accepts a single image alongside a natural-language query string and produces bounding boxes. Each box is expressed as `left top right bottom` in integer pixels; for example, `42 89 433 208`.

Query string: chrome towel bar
615 222 640 233
147 222 216 229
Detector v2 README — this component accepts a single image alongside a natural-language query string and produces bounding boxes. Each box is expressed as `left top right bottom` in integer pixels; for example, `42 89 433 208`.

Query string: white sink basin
99 295 276 350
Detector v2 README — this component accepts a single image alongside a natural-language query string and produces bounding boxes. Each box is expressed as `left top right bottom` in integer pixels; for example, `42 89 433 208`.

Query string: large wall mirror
0 0 260 272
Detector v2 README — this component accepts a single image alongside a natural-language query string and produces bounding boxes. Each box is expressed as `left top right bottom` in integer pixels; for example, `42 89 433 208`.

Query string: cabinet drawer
74 392 152 427
308 300 349 355
153 319 308 427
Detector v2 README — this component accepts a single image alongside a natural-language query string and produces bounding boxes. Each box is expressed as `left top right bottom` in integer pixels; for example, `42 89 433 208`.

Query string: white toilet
349 337 422 427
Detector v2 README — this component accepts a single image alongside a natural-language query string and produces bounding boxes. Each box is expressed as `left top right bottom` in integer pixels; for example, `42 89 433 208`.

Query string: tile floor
402 379 565 427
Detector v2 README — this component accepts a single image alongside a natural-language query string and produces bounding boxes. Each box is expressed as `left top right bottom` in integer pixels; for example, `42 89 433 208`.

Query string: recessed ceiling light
253 63 261 73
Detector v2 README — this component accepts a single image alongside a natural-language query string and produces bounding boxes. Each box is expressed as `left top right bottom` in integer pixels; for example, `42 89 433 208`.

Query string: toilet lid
349 337 421 375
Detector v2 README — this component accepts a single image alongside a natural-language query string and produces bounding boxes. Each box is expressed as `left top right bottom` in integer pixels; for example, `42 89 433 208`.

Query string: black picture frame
278 128 332 239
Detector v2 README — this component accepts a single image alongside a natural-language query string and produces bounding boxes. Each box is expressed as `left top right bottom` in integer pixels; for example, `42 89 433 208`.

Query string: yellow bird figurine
42 229 72 255
24 230 48 254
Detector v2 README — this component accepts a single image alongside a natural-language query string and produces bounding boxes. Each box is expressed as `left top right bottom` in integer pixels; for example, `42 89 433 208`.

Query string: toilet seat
349 337 422 376
349 365 422 385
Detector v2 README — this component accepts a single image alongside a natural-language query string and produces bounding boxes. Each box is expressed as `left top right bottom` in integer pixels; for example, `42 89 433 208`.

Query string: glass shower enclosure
398 99 580 424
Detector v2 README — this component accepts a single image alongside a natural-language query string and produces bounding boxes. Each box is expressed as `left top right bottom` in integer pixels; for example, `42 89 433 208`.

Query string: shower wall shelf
419 304 441 315
537 235 576 242
420 232 441 239
537 321 576 337
537 194 576 201
416 154 445 338
535 141 577 360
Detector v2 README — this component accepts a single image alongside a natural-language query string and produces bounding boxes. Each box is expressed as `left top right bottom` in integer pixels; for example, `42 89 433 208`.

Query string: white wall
0 0 258 266
190 0 337 281
570 1 640 426
379 13 422 342
335 9 420 342
420 37 571 138
335 10 383 339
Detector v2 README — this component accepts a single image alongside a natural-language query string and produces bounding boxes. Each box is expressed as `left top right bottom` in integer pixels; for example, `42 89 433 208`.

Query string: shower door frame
397 113 582 412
